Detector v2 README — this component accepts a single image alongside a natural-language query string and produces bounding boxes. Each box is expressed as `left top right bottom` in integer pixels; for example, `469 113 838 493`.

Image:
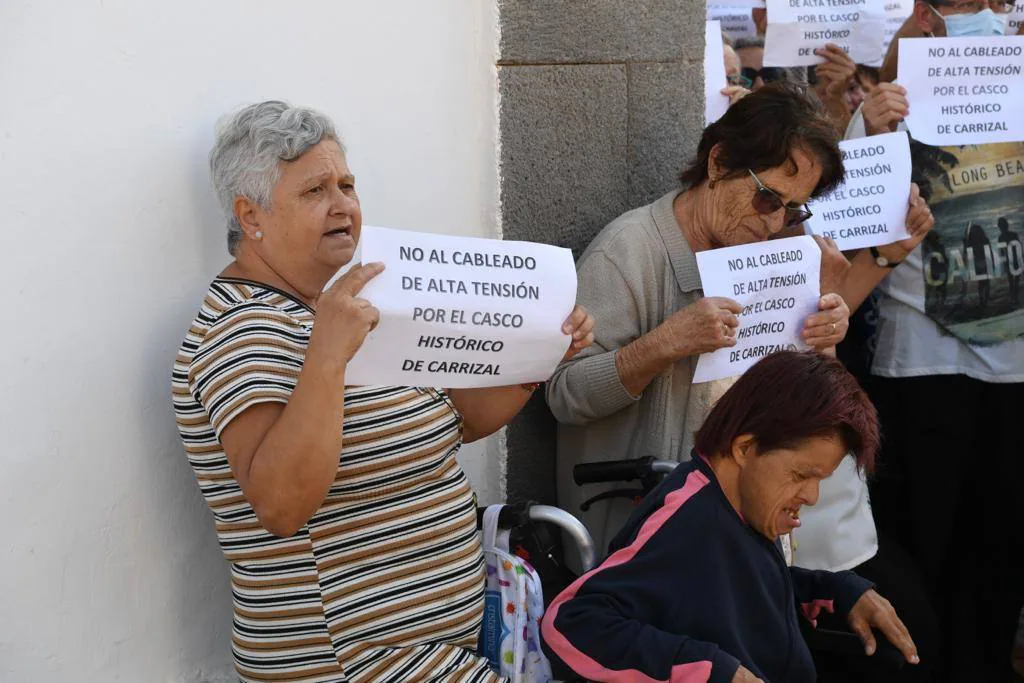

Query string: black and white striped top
172 279 503 683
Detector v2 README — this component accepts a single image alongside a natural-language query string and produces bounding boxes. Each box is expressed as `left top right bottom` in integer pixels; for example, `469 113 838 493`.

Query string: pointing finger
335 262 385 296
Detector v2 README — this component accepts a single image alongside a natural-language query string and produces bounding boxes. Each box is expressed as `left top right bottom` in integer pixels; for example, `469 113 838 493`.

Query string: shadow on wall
145 330 236 682
138 137 236 681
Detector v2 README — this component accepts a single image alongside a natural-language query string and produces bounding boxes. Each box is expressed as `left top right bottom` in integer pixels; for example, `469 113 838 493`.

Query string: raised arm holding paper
171 101 594 683
841 6 1024 680
548 84 855 552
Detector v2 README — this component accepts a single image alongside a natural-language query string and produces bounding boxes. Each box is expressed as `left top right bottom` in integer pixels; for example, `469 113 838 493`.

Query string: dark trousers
866 374 1024 683
811 534 941 683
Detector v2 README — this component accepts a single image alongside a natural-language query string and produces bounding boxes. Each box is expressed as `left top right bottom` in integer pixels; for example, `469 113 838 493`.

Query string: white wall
0 1 499 681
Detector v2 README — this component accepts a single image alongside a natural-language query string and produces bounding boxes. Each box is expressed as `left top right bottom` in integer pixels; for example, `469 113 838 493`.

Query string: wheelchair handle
573 457 678 485
528 504 598 572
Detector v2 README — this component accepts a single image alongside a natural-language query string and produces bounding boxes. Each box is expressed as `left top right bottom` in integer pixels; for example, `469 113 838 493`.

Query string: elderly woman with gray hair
171 101 593 683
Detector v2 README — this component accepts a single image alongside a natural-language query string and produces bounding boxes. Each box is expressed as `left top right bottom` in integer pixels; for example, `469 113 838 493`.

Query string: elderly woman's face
737 435 847 541
705 145 822 247
257 139 361 277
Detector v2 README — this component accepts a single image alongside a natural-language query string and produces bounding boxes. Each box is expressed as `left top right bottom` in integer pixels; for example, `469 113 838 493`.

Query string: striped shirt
172 278 503 683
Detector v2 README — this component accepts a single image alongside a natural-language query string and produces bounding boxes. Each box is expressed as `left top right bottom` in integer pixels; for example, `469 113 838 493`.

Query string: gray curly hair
209 101 342 254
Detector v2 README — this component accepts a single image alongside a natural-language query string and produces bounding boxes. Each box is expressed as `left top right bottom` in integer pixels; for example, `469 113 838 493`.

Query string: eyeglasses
748 170 813 227
740 66 789 85
728 72 754 88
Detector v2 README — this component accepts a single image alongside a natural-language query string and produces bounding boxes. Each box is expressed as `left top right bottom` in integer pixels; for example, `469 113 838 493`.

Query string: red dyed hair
694 351 879 473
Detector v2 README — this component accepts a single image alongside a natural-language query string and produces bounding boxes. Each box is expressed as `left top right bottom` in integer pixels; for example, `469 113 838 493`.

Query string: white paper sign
706 21 731 125
901 36 1024 146
763 0 886 67
344 226 577 388
693 236 821 383
1007 2 1024 35
805 132 912 250
708 5 758 39
880 0 913 59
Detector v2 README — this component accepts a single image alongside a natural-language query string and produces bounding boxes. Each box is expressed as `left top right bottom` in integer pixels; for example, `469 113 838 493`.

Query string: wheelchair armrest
803 622 907 670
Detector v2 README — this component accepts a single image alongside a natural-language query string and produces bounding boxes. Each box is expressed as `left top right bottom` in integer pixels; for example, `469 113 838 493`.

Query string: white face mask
929 5 1008 36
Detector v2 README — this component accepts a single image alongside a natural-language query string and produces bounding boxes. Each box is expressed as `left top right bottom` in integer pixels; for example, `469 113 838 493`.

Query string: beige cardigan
547 190 732 555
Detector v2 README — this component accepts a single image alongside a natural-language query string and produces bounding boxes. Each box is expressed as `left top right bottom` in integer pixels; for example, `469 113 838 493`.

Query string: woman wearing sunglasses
546 82 933 554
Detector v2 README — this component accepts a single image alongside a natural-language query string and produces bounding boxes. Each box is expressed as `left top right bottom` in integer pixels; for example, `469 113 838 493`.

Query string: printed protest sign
693 236 821 383
900 36 1024 146
805 131 912 250
708 5 758 40
706 21 731 125
345 226 577 388
880 0 913 61
763 0 886 67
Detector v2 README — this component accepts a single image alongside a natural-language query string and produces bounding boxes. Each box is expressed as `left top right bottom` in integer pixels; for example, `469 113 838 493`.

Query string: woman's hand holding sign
812 44 858 101
811 44 858 130
802 292 850 350
451 305 594 443
830 184 937 314
662 297 744 360
561 305 595 362
874 183 936 265
308 262 385 366
863 83 910 136
614 296 741 397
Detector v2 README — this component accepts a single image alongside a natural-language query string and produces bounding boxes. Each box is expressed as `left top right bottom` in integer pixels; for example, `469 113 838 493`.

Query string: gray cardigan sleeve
546 250 645 425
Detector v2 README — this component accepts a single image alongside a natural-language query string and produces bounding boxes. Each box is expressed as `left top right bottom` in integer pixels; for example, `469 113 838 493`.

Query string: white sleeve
845 103 868 141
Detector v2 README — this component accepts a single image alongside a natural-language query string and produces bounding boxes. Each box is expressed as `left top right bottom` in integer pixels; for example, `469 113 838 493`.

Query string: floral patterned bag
478 505 554 683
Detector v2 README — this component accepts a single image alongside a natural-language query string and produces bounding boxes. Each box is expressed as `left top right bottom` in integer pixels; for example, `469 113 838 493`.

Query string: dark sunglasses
740 66 788 85
749 170 813 227
728 73 754 89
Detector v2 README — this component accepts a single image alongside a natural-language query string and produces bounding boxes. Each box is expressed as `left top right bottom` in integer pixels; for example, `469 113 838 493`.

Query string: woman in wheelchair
541 351 919 683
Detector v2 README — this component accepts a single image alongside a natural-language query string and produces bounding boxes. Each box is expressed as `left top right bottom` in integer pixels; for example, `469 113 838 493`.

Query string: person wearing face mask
925 0 1012 35
843 2 1024 681
878 0 1015 81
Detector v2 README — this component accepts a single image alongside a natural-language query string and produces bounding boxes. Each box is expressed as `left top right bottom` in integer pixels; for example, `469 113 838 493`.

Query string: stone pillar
497 1 708 503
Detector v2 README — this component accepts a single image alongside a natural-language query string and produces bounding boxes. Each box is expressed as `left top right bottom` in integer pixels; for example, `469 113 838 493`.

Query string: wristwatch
870 246 900 268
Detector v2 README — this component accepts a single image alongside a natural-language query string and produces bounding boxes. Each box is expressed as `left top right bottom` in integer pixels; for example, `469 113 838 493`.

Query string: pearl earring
254 231 263 239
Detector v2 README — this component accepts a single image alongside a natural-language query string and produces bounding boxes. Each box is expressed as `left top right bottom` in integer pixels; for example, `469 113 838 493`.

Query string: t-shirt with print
845 110 1024 382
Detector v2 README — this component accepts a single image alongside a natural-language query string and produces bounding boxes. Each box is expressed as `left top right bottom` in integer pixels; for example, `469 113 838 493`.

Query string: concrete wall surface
495 0 707 503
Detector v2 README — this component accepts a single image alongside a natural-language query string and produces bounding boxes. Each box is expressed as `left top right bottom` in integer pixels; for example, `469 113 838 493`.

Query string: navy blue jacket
542 455 873 683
